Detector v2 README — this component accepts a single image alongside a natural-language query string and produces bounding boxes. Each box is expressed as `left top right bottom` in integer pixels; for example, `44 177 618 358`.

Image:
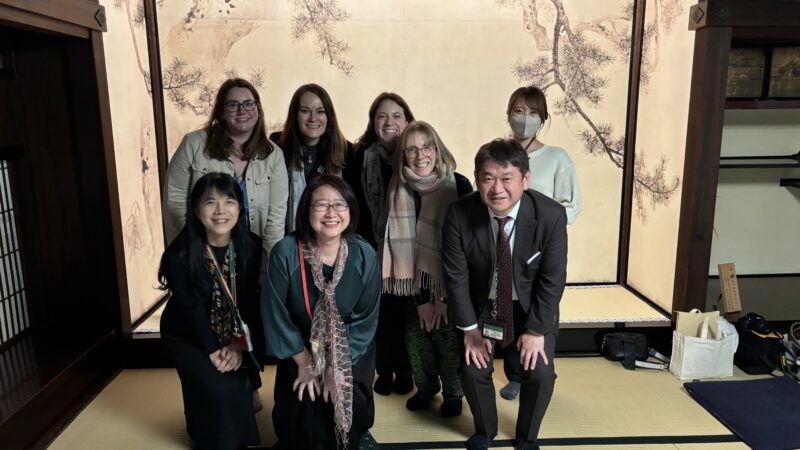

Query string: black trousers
272 342 376 450
375 294 411 378
462 302 557 442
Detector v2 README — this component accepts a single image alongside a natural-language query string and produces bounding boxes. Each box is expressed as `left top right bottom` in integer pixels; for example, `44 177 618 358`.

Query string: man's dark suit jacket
442 189 568 336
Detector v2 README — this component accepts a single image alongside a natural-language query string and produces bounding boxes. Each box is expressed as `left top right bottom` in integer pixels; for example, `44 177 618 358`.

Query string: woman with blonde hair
382 121 472 416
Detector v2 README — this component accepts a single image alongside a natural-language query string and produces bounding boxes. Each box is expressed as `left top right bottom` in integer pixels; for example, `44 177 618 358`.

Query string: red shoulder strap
298 240 312 320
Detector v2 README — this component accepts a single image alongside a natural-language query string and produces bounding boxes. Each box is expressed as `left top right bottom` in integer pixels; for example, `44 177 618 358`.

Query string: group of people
158 78 581 450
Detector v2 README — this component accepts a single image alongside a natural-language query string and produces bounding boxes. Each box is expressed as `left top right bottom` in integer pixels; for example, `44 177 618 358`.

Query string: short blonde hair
393 121 457 182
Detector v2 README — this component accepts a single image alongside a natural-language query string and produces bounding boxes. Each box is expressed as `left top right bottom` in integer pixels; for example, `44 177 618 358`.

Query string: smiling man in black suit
442 138 567 450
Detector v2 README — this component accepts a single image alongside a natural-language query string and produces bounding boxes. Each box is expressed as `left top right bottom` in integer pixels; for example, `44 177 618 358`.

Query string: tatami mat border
377 434 740 449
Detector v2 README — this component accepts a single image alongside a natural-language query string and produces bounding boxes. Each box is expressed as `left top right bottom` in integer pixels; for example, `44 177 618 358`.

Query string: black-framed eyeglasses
403 144 435 157
310 201 349 212
224 100 257 112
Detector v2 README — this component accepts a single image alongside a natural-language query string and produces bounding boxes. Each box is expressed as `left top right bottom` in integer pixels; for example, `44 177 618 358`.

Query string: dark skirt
165 337 261 450
272 342 376 450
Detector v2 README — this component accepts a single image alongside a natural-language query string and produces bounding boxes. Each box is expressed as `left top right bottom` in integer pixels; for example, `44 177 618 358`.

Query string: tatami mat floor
48 357 755 449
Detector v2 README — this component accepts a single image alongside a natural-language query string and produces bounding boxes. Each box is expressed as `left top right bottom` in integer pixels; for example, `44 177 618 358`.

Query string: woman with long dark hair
159 172 264 450
272 83 350 233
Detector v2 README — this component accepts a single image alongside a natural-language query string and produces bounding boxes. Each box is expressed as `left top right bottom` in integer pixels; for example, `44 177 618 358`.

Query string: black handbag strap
622 338 637 370
620 336 669 371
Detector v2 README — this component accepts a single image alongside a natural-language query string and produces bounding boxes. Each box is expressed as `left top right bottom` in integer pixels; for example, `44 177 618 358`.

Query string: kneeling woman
262 175 381 449
159 172 264 450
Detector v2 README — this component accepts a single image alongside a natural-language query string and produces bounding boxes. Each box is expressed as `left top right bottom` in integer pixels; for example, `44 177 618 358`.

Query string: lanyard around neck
298 240 313 320
206 242 237 306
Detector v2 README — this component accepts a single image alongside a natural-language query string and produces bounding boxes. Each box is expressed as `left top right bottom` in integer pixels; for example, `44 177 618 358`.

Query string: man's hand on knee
518 331 547 371
464 329 493 369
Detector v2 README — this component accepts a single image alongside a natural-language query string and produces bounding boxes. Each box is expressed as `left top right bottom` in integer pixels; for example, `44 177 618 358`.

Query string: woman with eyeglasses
163 78 288 261
499 86 581 402
159 172 264 450
271 84 350 234
381 121 472 417
343 92 416 396
262 174 380 449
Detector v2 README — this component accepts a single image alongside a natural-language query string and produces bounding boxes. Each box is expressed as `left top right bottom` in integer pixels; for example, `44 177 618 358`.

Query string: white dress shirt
459 199 522 331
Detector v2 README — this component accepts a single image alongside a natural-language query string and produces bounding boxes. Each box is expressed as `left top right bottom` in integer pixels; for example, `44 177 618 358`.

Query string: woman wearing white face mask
507 86 581 224
500 86 581 401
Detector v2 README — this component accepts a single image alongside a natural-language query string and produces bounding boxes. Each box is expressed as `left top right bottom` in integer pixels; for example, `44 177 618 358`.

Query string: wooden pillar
672 25 732 313
617 0 646 284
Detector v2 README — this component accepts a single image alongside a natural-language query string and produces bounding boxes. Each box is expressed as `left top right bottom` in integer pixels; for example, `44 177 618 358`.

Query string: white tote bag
670 309 739 380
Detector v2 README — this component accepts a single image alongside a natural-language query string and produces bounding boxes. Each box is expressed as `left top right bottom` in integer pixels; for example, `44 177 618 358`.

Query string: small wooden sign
718 263 742 314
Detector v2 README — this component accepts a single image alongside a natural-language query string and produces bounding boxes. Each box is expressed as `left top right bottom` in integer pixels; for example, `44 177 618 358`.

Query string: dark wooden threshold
0 327 121 450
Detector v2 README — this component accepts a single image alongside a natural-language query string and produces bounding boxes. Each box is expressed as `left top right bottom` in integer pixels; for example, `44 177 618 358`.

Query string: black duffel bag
602 332 668 371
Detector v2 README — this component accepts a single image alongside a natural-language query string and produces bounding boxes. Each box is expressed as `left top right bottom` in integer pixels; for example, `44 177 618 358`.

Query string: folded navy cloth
684 376 800 450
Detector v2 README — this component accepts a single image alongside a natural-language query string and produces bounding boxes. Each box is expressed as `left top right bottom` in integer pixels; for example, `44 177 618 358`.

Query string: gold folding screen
100 0 698 320
627 0 695 311
101 0 165 324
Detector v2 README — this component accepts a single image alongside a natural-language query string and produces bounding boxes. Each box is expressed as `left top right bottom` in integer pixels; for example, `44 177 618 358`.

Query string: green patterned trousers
405 301 464 401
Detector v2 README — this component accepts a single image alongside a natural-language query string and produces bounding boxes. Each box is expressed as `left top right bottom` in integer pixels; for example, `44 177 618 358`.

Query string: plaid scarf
382 167 457 299
304 239 353 448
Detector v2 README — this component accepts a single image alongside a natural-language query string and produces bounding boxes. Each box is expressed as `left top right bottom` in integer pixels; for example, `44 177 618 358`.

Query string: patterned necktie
495 216 514 348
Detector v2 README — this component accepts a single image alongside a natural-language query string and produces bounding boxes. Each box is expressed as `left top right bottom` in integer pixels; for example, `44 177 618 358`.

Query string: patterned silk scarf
304 239 353 448
382 167 457 299
207 243 241 346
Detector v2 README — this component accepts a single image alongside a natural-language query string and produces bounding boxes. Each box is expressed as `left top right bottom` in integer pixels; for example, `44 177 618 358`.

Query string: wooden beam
90 29 132 337
0 0 105 33
143 0 169 194
672 26 732 314
0 6 88 39
617 0 646 285
689 0 800 30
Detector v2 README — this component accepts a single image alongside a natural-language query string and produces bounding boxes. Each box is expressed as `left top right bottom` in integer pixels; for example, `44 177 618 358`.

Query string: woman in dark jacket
159 172 264 450
343 92 417 396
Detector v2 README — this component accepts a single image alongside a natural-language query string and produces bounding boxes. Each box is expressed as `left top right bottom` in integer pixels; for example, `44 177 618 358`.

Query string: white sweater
527 145 582 225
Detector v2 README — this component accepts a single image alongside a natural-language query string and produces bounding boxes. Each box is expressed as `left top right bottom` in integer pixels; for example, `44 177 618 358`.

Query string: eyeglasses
310 201 349 212
403 144 435 157
224 100 257 112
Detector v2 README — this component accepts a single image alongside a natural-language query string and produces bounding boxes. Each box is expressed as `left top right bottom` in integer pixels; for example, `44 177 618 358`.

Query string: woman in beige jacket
162 78 288 259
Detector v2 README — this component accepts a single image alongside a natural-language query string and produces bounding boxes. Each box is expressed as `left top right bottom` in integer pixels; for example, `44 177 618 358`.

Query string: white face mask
509 114 541 139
